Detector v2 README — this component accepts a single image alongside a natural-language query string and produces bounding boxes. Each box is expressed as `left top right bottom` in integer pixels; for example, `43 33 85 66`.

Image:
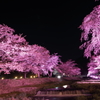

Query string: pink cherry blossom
0 24 61 78
80 5 100 78
57 60 81 76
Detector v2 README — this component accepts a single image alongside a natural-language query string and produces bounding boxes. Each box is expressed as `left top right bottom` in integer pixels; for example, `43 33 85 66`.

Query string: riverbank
0 78 60 97
35 94 91 97
0 78 100 100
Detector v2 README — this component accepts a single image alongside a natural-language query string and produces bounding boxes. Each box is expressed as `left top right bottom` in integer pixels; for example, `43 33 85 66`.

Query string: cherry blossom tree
79 5 100 77
40 54 61 77
87 56 100 77
56 60 81 76
79 5 100 58
0 24 61 78
12 45 61 78
0 24 28 74
19 44 51 78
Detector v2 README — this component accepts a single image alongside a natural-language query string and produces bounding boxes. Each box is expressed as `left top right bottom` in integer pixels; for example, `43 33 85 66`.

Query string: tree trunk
49 72 52 77
37 73 40 78
24 72 27 78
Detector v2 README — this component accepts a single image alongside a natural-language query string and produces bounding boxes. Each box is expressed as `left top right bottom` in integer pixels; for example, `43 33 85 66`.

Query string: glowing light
33 76 36 78
63 85 68 88
20 76 23 79
55 87 59 89
14 76 18 79
57 75 61 79
1 77 4 80
30 76 33 78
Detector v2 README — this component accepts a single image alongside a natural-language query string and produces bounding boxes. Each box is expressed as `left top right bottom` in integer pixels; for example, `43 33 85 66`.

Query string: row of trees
1 1 100 79
0 24 81 78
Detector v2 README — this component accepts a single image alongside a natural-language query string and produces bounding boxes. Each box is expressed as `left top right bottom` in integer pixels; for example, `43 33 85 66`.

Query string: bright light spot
33 76 36 78
14 76 18 79
30 76 33 78
55 87 59 89
1 77 4 80
57 75 61 79
90 75 99 79
20 76 23 79
63 85 68 88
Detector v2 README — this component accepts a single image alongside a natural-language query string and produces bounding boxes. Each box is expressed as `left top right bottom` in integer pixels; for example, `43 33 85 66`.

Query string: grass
0 91 21 98
0 78 62 97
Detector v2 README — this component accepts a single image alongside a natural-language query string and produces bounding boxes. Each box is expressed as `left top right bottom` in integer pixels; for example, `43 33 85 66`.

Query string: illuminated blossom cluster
40 54 61 76
0 24 61 77
57 60 81 76
0 24 81 78
80 5 100 58
80 5 100 77
87 56 100 77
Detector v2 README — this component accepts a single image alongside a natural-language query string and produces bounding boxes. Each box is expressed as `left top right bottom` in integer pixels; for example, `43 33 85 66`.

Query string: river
33 96 91 100
34 96 76 100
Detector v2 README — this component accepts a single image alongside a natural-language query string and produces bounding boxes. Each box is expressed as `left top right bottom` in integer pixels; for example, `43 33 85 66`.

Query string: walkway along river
34 86 91 100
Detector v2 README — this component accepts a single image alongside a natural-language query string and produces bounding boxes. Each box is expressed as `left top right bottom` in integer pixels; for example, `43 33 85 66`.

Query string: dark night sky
0 0 99 62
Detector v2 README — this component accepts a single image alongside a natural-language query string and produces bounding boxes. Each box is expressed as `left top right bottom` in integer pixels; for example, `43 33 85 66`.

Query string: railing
35 89 90 97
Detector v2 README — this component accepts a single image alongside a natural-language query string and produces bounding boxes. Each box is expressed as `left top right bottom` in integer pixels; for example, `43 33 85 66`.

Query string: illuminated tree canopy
0 24 81 78
80 5 100 58
0 24 61 77
57 60 81 76
80 5 100 78
87 56 100 77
